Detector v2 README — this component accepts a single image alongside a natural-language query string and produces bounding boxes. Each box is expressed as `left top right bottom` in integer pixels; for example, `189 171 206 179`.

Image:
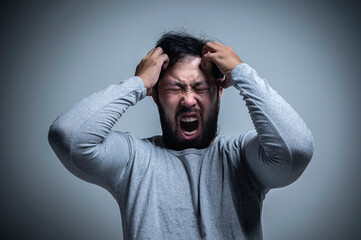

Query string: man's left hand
201 42 243 88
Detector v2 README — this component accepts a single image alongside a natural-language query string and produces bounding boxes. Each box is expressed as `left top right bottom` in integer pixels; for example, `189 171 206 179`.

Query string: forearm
48 76 146 188
231 63 314 188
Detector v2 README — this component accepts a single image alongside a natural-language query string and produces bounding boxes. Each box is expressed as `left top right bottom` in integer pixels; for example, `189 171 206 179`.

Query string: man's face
153 56 223 150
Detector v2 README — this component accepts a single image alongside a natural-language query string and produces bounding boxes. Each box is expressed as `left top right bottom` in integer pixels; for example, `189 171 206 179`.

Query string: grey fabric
48 63 314 239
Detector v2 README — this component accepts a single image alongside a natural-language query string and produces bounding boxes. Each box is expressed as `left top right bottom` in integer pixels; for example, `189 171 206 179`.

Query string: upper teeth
181 117 197 122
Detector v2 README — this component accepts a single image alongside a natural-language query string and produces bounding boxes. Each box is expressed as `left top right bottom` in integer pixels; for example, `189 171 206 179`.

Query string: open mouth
178 113 201 139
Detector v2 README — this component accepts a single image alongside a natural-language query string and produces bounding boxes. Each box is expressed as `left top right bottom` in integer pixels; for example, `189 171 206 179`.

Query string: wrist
136 75 149 89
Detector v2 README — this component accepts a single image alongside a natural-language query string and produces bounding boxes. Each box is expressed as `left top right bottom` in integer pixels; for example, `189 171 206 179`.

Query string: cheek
159 94 181 116
198 92 217 109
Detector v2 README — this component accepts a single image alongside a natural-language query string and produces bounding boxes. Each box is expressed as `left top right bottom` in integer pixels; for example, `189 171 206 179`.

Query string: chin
163 129 215 151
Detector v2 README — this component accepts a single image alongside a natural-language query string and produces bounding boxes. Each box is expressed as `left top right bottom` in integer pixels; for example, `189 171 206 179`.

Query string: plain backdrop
1 0 360 239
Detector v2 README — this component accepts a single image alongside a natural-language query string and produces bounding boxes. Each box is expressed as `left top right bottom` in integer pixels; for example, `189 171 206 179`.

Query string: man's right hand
135 47 169 96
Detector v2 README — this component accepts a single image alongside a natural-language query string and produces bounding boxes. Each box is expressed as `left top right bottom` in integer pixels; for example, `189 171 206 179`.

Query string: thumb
216 77 224 86
216 76 232 89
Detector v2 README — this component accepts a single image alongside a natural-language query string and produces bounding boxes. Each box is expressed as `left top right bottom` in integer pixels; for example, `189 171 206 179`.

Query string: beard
157 97 220 151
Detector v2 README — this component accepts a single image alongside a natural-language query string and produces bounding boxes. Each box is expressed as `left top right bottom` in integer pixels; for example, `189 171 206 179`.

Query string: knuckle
150 59 157 65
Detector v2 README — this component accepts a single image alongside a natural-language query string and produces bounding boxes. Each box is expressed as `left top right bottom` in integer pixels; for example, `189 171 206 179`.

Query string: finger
202 42 221 55
152 46 164 57
162 62 169 70
201 47 208 57
202 43 212 56
160 54 170 69
201 51 217 71
222 76 232 89
202 45 213 56
216 78 223 87
146 48 156 57
212 41 226 47
203 51 217 62
200 57 208 70
206 41 221 49
161 53 169 61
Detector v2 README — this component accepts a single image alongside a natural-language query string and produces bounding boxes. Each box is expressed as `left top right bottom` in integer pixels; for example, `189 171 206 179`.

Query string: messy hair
155 31 224 83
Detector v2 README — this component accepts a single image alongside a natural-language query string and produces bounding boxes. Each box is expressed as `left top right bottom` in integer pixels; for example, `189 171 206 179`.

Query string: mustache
175 107 202 119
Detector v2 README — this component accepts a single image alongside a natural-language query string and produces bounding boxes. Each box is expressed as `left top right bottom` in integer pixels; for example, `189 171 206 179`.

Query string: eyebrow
168 80 208 88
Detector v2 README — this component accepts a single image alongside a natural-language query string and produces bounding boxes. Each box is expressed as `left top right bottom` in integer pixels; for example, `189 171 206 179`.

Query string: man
48 32 314 239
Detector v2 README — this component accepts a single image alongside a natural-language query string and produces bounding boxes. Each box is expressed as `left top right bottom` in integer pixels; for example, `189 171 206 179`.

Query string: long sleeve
231 63 314 189
48 76 147 192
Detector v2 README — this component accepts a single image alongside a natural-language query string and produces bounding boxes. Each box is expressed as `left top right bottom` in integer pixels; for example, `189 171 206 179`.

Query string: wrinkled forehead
160 56 214 86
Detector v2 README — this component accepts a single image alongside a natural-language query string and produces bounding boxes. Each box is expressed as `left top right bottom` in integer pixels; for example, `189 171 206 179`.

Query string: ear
152 90 158 105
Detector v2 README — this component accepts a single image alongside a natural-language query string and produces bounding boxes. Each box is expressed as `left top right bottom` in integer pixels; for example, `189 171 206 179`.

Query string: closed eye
166 87 182 92
194 87 210 92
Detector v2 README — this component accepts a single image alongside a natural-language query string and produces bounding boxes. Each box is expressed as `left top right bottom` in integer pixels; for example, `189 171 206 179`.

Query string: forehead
161 57 212 85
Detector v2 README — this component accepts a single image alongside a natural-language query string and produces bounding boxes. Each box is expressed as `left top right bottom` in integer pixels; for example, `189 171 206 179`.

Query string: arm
202 42 314 189
48 47 169 192
48 77 146 191
233 63 314 189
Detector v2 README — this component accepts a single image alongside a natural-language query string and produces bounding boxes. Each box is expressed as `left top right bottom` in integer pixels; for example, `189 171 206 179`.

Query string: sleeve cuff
120 76 147 99
230 63 253 84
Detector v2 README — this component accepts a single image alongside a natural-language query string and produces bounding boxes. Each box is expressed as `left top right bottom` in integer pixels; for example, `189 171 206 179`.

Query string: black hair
155 31 224 84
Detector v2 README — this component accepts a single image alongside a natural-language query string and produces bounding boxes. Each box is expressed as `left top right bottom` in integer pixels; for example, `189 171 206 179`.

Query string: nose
181 91 197 108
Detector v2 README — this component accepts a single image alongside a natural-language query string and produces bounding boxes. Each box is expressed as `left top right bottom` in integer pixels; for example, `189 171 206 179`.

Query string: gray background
1 0 360 239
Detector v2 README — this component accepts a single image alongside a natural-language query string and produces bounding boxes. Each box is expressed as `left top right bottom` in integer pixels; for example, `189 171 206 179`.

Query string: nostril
181 95 197 107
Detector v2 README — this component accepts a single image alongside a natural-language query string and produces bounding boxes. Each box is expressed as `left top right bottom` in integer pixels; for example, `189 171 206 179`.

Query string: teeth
183 130 197 136
181 117 197 122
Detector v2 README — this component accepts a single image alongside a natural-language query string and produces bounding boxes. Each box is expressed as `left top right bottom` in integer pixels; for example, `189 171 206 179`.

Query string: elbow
278 131 315 188
48 119 73 155
259 130 315 189
48 118 100 161
287 130 314 182
292 130 314 165
48 120 90 180
48 122 61 147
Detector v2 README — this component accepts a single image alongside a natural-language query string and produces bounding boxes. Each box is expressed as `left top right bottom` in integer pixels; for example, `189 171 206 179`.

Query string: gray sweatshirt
48 63 314 239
